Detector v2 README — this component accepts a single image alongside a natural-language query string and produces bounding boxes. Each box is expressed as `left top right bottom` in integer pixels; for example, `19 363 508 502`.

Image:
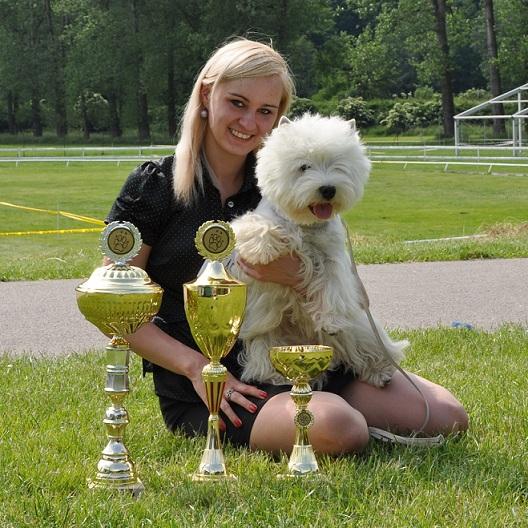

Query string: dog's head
256 113 371 225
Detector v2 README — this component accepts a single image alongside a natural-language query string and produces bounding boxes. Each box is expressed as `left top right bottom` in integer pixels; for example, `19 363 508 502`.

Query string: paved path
1 258 526 358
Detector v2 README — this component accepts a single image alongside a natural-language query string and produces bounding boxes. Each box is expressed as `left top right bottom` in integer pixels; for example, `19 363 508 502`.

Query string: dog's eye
300 164 311 172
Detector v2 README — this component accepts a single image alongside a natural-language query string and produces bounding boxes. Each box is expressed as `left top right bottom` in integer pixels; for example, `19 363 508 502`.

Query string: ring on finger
225 388 235 402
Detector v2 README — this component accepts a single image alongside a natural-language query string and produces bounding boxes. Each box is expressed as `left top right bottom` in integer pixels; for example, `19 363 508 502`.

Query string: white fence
0 144 527 170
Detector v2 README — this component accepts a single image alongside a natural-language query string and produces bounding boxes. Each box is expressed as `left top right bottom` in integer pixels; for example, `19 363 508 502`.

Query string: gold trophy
269 345 333 477
76 221 163 496
183 221 246 481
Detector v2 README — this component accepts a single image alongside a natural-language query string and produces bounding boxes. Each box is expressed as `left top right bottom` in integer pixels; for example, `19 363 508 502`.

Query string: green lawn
1 161 527 280
1 326 526 527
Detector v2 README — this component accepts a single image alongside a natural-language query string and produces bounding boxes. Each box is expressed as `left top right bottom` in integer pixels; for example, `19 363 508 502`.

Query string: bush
336 97 375 128
380 98 441 134
455 88 490 113
287 97 319 118
72 91 111 132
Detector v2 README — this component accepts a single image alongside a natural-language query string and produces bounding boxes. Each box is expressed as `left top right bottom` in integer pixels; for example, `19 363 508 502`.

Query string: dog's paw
321 326 341 336
361 368 395 388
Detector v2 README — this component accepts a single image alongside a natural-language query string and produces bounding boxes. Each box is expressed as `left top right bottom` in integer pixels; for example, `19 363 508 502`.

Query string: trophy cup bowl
269 345 333 477
183 221 246 481
76 222 163 496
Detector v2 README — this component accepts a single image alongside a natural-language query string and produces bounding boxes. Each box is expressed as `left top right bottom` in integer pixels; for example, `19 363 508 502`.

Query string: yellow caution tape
0 227 103 236
0 201 105 236
0 201 105 226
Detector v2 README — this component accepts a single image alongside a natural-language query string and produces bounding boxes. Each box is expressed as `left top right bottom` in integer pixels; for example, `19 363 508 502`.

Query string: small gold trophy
269 345 333 477
183 221 246 481
76 221 163 496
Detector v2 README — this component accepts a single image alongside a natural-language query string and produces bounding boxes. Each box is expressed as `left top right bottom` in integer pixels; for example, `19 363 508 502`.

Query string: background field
1 159 527 280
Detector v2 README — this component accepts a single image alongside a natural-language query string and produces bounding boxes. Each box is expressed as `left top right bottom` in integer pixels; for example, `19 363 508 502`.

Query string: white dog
229 114 407 388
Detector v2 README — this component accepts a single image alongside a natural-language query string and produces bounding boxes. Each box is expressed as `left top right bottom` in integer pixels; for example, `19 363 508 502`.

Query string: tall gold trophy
269 345 333 477
76 221 163 496
183 221 246 481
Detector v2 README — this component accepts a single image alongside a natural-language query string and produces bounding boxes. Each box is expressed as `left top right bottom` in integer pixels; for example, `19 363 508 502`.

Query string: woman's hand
237 254 302 289
188 365 267 430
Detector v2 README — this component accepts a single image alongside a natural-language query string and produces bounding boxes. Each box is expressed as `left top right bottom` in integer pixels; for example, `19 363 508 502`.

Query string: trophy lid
76 221 163 295
76 264 163 295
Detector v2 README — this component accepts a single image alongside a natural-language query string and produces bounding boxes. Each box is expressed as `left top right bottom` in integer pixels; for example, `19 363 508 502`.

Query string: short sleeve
106 157 174 246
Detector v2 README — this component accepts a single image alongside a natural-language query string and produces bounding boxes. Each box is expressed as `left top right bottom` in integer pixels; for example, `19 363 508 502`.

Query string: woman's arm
106 244 265 428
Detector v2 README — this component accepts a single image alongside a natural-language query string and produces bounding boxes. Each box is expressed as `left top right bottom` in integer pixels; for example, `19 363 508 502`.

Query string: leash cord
343 221 444 445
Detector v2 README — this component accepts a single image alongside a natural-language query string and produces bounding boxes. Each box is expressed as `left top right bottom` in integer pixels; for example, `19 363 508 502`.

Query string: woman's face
202 75 284 162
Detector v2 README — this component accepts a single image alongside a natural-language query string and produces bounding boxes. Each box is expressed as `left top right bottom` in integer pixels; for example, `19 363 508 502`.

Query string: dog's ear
279 115 292 127
347 118 356 132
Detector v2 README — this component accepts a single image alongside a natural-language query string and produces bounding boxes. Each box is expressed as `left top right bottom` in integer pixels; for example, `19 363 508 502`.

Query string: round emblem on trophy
294 409 314 429
194 220 236 261
100 221 142 264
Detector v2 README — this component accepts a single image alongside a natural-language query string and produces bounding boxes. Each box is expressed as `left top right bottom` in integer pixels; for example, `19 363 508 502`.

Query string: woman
107 38 468 455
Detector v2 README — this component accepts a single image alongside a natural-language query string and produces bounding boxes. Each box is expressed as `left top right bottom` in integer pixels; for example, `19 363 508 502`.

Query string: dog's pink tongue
312 203 333 219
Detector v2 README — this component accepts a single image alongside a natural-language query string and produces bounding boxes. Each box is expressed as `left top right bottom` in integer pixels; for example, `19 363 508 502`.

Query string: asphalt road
1 258 526 358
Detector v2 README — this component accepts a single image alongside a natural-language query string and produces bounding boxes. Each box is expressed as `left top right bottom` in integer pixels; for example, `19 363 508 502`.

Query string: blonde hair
174 38 295 204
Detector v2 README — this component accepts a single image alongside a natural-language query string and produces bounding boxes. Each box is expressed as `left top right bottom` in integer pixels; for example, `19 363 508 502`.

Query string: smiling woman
104 37 468 458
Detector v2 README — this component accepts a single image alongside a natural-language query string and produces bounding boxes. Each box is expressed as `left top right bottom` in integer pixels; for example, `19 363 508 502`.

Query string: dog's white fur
229 114 407 388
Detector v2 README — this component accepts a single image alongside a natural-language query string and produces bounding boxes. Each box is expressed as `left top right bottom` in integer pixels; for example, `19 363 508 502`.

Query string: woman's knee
433 397 469 434
310 401 370 455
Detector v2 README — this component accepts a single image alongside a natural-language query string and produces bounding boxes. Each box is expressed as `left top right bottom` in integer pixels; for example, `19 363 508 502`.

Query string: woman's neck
202 141 246 204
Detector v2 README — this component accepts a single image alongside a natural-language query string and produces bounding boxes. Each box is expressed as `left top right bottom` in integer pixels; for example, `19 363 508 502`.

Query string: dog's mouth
309 202 334 220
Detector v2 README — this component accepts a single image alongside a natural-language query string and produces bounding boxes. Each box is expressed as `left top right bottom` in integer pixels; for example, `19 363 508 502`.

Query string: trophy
183 221 246 481
269 345 333 477
76 221 163 496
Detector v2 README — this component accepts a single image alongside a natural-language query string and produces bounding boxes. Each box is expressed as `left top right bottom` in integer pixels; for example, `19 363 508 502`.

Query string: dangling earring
200 108 208 119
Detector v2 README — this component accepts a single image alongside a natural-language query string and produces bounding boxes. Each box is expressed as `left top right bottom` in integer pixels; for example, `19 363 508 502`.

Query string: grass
1 326 527 527
1 160 527 281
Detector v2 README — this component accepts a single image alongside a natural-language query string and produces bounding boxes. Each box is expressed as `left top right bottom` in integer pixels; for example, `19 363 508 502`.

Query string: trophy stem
284 381 319 477
192 361 236 481
89 336 144 497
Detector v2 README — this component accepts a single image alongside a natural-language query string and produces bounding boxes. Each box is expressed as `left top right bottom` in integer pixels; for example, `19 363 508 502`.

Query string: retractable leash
343 222 444 447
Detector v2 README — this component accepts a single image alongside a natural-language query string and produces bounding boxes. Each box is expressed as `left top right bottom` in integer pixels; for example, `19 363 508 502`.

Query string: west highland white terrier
230 114 408 388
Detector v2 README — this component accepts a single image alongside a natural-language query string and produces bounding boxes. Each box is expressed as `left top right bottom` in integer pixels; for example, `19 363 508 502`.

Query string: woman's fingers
219 382 268 428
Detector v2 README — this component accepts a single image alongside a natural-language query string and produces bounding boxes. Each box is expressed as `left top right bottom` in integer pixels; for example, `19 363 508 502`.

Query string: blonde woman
107 38 467 454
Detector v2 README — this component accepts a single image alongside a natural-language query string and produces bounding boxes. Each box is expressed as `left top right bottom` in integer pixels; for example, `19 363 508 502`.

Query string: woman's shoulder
129 155 174 187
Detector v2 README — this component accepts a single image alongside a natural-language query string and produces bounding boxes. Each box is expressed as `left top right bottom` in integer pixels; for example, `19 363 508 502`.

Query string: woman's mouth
230 128 252 140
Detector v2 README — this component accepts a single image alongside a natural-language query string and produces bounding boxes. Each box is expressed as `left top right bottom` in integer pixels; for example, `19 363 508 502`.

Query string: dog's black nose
319 185 336 200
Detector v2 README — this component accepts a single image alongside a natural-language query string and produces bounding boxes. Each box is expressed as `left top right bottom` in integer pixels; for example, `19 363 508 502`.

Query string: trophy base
278 443 321 478
191 472 237 482
88 477 145 498
192 447 237 482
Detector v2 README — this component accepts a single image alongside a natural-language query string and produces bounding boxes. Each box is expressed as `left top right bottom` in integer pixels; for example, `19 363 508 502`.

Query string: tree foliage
0 0 525 139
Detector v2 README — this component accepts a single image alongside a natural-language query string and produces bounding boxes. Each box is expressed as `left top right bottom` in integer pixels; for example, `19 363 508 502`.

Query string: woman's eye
260 108 272 115
300 164 311 172
231 100 244 108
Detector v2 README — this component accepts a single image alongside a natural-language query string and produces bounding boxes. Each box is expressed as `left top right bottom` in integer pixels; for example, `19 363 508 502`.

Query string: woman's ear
200 84 210 109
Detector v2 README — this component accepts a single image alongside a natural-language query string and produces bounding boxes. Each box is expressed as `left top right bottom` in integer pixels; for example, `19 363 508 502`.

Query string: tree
483 0 505 135
430 0 455 137
43 0 68 137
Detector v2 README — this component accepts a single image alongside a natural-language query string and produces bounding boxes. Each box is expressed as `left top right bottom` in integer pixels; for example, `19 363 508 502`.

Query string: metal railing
0 144 526 170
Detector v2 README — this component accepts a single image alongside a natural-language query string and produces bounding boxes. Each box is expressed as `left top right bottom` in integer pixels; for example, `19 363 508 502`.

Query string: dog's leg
231 212 291 265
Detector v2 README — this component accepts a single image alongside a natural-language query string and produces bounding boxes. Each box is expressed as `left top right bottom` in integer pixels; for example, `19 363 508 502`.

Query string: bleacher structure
454 82 528 151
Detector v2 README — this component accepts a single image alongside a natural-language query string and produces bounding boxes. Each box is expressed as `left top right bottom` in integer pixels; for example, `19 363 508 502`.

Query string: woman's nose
239 110 257 130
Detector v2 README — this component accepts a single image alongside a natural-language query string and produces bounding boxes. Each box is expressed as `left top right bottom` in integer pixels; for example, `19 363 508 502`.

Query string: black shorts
158 367 355 447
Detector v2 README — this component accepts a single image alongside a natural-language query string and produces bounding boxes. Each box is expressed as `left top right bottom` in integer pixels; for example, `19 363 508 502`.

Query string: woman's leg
340 370 469 436
249 391 370 455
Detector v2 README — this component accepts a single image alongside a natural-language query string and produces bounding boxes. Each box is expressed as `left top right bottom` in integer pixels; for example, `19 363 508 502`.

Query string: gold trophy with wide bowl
183 220 246 481
76 221 163 496
269 345 333 477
